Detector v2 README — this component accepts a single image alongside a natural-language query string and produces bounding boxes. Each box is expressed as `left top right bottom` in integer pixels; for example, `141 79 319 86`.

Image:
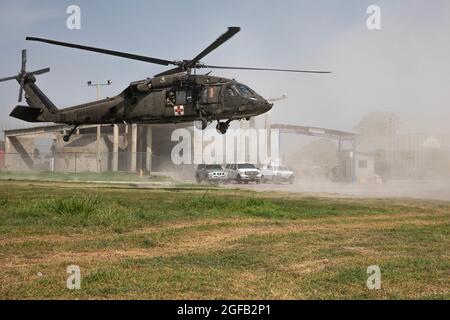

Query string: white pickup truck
261 165 295 184
225 162 262 184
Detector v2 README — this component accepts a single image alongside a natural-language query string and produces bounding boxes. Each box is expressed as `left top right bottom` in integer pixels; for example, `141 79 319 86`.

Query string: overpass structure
271 123 359 182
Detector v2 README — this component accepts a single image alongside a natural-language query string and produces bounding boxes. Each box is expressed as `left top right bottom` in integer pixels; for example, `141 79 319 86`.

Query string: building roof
271 124 357 139
3 124 70 137
3 123 192 137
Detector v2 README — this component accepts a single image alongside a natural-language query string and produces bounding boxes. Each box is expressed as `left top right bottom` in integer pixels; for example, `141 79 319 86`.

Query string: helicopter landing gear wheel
216 121 229 135
216 120 232 135
62 125 79 143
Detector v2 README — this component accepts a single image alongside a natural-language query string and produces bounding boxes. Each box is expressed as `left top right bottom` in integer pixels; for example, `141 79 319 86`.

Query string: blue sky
1 0 449 134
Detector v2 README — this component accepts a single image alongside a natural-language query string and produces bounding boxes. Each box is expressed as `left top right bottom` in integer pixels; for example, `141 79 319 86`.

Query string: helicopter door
201 85 222 104
222 84 240 113
176 89 194 106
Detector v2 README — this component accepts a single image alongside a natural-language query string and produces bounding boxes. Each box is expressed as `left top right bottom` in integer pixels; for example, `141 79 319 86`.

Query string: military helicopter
0 27 330 142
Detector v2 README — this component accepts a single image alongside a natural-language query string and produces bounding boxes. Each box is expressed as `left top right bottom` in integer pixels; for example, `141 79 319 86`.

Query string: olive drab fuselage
55 73 273 126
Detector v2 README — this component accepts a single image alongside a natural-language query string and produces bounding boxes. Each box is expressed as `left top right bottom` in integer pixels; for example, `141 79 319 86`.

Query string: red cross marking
174 105 184 116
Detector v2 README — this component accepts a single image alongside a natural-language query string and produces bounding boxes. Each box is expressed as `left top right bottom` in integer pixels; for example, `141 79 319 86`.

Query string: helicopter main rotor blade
26 37 174 66
21 49 27 74
203 64 331 74
18 77 25 102
0 75 17 82
188 27 240 67
30 67 50 76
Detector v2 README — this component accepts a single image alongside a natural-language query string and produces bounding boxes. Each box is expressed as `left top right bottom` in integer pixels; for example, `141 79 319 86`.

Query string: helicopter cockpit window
236 84 256 97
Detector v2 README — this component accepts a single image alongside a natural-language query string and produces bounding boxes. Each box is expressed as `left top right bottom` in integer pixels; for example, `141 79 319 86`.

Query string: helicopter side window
225 86 237 96
176 90 187 105
208 87 215 99
205 85 221 103
200 88 208 104
166 90 176 106
186 90 193 104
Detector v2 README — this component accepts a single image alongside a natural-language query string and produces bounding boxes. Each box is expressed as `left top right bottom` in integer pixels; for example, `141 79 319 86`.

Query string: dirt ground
226 180 450 201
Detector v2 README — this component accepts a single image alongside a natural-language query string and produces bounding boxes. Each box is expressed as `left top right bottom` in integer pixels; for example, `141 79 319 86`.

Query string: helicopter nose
261 99 273 112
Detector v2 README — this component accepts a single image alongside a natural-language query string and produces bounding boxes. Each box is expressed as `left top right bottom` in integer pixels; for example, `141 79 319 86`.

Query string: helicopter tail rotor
0 49 50 102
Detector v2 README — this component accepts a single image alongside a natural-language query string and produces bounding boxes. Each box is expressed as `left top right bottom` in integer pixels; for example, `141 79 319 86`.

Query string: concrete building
335 150 377 183
2 123 190 173
392 133 450 179
354 112 450 179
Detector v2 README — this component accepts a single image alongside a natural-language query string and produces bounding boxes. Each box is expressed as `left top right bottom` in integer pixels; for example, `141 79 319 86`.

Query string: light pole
87 80 112 100
87 80 112 173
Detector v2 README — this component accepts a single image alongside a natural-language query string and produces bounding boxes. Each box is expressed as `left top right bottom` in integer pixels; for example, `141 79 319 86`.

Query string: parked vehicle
261 165 295 184
225 163 262 184
195 164 228 184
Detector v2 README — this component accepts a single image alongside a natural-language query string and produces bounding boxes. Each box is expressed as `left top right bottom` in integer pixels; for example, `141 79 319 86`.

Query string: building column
146 125 153 173
96 125 101 172
4 135 11 153
130 124 137 172
249 117 257 164
265 112 272 157
4 136 10 169
239 120 249 162
112 124 119 172
351 139 357 183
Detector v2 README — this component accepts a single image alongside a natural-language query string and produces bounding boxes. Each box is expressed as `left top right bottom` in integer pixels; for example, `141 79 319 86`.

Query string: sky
0 0 449 135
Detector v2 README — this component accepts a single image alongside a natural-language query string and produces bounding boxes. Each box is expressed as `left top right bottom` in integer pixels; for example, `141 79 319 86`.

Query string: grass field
0 171 172 183
0 180 448 299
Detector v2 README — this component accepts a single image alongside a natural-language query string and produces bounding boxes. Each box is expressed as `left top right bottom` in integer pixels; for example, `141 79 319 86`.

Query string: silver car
261 165 295 184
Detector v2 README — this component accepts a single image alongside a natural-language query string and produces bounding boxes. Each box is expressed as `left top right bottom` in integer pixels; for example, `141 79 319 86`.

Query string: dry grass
0 180 449 299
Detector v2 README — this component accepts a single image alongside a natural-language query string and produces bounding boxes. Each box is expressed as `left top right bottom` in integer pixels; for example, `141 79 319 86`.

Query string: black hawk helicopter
0 27 330 142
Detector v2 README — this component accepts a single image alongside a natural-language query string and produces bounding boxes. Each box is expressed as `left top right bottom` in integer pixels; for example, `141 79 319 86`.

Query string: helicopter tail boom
9 79 59 123
21 78 58 113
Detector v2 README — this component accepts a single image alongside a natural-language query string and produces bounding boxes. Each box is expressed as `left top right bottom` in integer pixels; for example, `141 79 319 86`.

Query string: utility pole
87 80 112 173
